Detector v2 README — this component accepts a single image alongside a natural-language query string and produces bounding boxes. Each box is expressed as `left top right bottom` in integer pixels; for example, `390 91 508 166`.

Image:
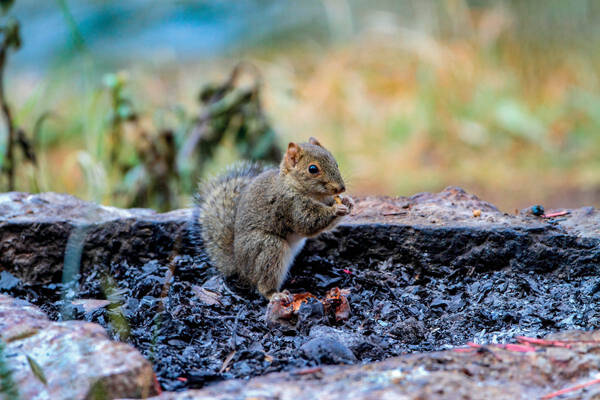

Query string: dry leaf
192 285 223 306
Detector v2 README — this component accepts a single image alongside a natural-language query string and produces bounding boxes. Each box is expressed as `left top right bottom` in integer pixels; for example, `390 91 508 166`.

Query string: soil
4 238 599 392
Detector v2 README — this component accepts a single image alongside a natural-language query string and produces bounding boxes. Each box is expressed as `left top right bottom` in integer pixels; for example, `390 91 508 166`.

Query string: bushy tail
196 162 270 275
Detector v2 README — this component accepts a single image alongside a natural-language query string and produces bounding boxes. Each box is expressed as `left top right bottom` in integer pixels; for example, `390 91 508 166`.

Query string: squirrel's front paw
269 290 292 303
341 196 354 212
334 203 350 216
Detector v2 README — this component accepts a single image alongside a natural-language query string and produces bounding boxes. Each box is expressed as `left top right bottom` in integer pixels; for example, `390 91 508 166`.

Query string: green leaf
102 73 118 89
116 103 133 120
26 355 47 385
0 0 15 13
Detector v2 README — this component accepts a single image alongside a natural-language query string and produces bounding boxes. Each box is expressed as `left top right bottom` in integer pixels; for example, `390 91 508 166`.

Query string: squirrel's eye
308 164 319 174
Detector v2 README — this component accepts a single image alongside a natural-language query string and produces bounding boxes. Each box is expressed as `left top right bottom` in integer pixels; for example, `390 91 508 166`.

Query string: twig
502 343 537 352
0 18 30 192
292 367 323 376
229 307 244 351
541 378 600 399
455 342 537 353
453 347 477 353
542 211 570 218
516 336 571 348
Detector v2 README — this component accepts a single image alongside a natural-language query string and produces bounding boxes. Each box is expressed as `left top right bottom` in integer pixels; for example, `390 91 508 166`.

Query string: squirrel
197 137 353 299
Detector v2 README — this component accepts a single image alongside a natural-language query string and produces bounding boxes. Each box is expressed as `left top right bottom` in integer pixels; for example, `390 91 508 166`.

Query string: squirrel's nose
338 185 345 193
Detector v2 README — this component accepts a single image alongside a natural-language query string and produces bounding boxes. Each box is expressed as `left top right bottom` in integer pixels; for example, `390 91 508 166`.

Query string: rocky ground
0 187 599 398
144 330 600 400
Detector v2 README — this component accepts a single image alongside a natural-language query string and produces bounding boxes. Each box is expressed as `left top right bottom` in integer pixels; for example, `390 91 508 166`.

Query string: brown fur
197 138 352 298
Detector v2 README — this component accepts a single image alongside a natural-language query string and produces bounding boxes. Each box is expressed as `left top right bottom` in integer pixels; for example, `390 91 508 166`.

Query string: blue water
10 0 599 72
10 0 330 70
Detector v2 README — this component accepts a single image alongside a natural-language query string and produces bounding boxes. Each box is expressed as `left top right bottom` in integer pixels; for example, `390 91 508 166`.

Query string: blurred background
1 0 599 212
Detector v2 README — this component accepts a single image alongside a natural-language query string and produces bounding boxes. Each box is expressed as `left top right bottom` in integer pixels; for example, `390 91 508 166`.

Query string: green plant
90 63 282 212
180 62 281 185
0 339 19 400
101 275 131 342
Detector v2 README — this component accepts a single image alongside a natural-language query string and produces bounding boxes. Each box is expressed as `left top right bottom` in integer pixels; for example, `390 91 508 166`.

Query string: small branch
292 367 323 376
515 336 571 348
541 378 600 399
229 307 244 351
542 210 570 219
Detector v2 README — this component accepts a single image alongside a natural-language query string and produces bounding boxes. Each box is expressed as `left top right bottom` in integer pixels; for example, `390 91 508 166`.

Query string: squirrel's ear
285 142 301 167
309 137 322 147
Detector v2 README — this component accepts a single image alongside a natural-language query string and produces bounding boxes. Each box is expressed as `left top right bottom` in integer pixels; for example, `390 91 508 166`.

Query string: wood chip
219 350 236 373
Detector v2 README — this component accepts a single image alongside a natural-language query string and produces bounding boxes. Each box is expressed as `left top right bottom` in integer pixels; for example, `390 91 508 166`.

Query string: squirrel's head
280 137 346 197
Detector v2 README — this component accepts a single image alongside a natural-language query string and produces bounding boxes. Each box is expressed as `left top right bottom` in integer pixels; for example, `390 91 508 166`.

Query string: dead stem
0 41 15 190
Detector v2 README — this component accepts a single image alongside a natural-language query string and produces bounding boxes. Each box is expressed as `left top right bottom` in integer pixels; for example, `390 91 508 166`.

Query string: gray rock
309 325 385 360
309 325 364 350
1 187 598 285
0 294 157 399
305 187 600 277
0 192 196 284
300 337 356 365
0 270 20 290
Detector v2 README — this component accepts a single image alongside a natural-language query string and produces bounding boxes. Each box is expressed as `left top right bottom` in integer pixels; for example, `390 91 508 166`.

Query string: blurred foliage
181 62 280 183
83 63 280 211
0 339 19 400
3 0 600 210
0 1 37 191
101 275 130 341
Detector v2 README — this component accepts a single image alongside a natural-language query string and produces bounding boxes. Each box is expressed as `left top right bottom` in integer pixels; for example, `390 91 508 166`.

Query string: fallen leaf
192 285 223 306
71 299 111 313
26 355 47 385
266 288 352 324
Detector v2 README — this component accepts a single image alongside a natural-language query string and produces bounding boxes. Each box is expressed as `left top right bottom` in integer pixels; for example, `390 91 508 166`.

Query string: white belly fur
281 233 306 282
